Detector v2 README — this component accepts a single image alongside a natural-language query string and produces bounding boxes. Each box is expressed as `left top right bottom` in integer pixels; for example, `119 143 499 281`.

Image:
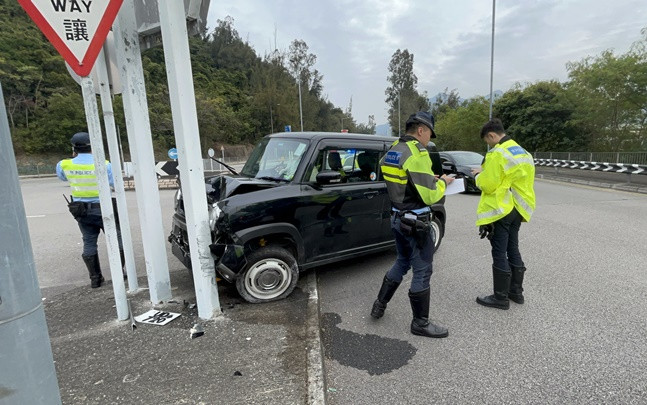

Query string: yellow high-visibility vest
380 137 445 210
476 139 536 226
60 159 102 199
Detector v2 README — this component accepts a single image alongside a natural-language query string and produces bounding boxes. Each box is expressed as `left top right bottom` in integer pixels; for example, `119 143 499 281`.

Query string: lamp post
297 69 304 131
398 89 401 136
488 0 496 120
270 103 280 133
341 116 345 131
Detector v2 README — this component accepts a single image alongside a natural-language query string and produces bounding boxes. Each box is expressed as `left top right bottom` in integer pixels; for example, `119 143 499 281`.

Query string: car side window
305 147 382 184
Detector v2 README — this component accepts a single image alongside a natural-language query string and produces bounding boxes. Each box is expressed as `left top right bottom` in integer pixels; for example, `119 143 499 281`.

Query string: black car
169 132 447 303
439 151 485 193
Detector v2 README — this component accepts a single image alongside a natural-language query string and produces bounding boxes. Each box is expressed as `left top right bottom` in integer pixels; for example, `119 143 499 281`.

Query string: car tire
236 246 299 303
431 216 444 252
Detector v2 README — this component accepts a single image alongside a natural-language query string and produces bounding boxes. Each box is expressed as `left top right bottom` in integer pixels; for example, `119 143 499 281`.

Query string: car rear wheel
236 246 299 303
431 216 444 252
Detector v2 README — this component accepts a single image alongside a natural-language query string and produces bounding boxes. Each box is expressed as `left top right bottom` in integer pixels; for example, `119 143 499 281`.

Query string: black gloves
479 224 494 240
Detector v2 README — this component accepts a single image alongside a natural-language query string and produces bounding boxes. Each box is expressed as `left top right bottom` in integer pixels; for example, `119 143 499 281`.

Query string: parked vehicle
439 151 485 193
169 132 447 303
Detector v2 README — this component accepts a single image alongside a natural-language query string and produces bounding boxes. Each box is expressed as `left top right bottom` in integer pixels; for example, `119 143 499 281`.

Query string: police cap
406 111 437 138
70 132 91 147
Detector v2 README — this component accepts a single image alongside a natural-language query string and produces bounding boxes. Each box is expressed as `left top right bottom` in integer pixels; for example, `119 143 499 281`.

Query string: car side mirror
316 170 342 185
442 163 456 174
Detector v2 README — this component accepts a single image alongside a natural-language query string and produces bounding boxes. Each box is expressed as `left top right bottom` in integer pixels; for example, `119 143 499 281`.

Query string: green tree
566 29 647 151
494 81 584 152
434 97 489 152
385 49 430 136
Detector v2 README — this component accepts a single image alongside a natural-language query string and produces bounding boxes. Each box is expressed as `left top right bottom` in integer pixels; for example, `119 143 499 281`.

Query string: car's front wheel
431 216 444 252
236 246 299 303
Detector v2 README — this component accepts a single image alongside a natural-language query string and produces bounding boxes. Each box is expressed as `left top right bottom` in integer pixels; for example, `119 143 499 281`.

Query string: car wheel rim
245 259 292 300
430 221 440 249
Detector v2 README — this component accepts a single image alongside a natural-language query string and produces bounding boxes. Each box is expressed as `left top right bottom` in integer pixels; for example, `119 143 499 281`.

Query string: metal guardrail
533 152 647 165
534 159 647 175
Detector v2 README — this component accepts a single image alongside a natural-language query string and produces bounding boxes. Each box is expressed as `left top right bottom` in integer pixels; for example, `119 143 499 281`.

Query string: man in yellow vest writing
57 132 123 288
472 119 536 309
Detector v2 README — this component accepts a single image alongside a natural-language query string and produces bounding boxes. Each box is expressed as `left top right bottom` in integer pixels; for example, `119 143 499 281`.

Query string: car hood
205 175 279 203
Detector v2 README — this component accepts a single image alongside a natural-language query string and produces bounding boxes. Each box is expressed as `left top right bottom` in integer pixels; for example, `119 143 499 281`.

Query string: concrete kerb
305 271 327 405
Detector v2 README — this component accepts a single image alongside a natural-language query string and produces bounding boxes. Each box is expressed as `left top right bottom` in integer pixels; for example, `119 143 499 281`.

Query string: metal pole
0 82 62 405
81 76 128 320
298 77 304 131
488 0 496 120
398 90 401 136
113 0 172 304
270 104 274 133
95 47 139 291
158 0 221 319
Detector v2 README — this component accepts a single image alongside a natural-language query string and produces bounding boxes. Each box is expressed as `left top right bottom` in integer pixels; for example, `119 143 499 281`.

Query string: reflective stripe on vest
60 160 100 199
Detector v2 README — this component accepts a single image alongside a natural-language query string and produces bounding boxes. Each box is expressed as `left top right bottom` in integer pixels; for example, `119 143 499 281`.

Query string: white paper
444 178 465 195
134 309 181 326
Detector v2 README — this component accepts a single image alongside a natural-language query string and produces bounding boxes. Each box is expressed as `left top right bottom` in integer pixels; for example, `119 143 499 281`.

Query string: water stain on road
321 312 416 376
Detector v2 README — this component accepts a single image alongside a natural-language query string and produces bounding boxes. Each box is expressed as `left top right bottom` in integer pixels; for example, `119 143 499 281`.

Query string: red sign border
18 0 124 77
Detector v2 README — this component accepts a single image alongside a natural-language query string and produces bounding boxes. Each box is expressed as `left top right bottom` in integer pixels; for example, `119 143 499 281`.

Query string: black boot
120 250 127 280
82 254 104 288
408 289 448 338
476 266 510 310
509 264 525 304
371 276 400 319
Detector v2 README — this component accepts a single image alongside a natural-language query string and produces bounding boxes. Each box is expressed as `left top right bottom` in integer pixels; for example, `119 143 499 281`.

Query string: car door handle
364 191 379 199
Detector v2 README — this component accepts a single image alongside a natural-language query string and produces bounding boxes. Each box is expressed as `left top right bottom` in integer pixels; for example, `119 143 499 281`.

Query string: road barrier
534 159 647 175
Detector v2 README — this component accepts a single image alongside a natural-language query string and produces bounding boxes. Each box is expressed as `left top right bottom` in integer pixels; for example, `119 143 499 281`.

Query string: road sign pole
95 47 138 291
0 82 62 405
113 0 171 304
158 0 221 319
81 75 129 320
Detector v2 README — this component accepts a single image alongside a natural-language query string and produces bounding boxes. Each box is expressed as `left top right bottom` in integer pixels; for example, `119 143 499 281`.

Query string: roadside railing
533 151 647 165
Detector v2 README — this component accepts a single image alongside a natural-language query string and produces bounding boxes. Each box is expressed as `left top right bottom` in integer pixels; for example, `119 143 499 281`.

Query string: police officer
471 119 536 309
371 111 454 338
57 132 123 288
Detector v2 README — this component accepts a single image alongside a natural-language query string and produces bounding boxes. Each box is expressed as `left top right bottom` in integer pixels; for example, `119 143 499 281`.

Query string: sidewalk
44 270 325 404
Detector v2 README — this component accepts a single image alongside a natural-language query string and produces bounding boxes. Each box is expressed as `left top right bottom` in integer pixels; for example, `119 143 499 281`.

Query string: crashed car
169 132 447 303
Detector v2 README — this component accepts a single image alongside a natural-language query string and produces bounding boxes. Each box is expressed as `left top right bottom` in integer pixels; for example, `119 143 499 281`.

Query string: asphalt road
19 176 647 404
317 179 647 404
20 177 183 299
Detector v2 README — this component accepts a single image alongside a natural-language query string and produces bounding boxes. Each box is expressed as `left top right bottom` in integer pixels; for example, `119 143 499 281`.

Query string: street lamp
297 68 304 131
270 103 279 133
398 89 401 136
488 0 496 120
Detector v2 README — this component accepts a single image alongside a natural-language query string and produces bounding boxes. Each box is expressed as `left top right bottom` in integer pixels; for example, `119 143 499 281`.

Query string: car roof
267 132 396 143
441 150 484 155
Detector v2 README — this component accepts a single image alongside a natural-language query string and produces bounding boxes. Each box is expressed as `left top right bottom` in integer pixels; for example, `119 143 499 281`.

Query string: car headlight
208 203 222 230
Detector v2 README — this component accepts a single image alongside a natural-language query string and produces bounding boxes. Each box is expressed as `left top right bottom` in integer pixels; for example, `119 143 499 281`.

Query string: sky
207 0 647 126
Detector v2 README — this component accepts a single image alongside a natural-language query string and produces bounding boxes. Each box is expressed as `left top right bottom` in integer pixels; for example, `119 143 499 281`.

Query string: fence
16 163 58 176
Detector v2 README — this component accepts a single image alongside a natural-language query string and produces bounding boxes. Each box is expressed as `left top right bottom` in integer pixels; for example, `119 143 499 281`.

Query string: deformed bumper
168 214 247 282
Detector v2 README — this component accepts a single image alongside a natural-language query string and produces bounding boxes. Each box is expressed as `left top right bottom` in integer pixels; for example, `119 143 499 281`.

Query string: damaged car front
169 136 310 302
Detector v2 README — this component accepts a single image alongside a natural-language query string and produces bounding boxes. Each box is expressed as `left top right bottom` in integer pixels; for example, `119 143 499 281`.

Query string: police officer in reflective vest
57 132 123 288
371 111 454 338
472 119 536 309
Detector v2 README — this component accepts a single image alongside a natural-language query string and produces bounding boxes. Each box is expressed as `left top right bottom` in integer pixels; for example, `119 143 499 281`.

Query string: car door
297 140 388 262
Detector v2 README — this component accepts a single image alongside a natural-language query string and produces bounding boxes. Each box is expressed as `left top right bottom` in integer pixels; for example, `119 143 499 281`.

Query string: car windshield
450 152 484 166
240 137 309 181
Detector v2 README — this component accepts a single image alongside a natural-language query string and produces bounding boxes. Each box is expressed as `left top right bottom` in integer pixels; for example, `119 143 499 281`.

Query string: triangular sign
18 0 124 77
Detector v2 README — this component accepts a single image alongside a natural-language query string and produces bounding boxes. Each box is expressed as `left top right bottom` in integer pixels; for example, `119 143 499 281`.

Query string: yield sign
18 0 124 77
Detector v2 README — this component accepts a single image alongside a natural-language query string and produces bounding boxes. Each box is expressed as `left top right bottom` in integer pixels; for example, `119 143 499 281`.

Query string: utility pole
0 82 62 404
